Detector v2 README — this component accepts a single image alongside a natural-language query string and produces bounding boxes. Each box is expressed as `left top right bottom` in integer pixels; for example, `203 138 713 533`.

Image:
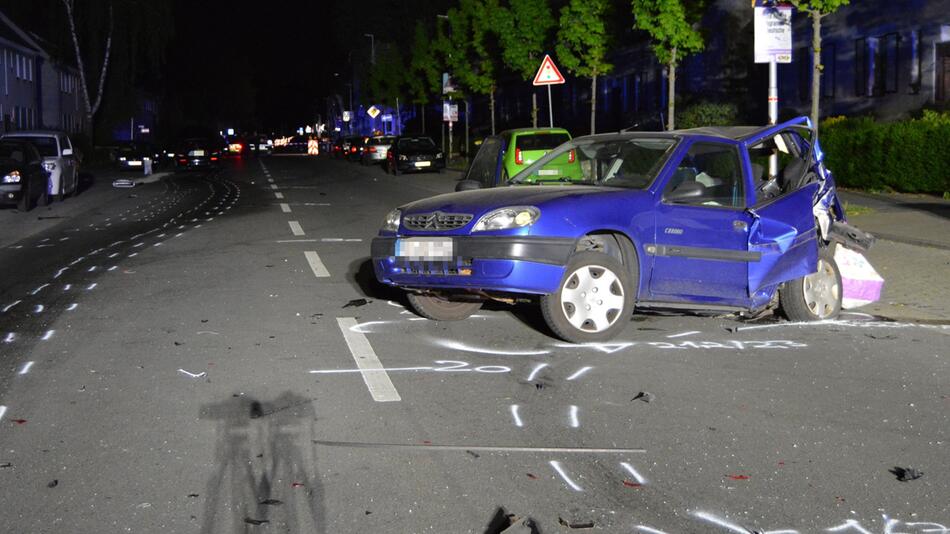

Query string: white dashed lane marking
274 192 284 199
336 317 401 402
280 203 291 213
288 221 305 236
304 251 330 278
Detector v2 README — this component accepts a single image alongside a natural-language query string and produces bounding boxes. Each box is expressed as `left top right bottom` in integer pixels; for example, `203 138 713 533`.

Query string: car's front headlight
381 209 401 232
2 170 21 183
472 206 540 232
42 161 56 173
119 156 127 161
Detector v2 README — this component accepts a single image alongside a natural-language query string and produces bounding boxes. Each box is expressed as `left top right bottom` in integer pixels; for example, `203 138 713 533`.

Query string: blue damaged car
371 117 870 343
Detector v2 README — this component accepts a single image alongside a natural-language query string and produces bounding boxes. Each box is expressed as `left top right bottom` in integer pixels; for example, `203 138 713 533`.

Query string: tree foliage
366 44 406 108
631 0 705 67
555 0 613 81
494 0 555 81
788 0 850 15
442 0 498 97
407 22 441 105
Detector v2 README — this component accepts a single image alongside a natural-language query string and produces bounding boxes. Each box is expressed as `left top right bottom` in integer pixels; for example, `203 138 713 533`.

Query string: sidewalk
837 190 950 322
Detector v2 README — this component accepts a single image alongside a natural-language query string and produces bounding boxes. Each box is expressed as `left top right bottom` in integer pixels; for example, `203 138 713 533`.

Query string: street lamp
364 33 375 65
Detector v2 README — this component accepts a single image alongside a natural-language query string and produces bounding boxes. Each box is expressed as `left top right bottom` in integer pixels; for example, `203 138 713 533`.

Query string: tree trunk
590 74 597 135
532 91 538 128
667 47 677 131
811 10 822 136
490 89 496 135
421 104 425 134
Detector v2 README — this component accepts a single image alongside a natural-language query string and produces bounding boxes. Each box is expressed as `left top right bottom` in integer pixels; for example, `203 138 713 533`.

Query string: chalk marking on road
304 251 330 278
565 366 592 381
280 203 291 213
88 266 97 272
319 238 363 242
41 329 54 341
667 330 701 339
526 363 548 382
66 303 78 311
108 252 120 258
18 361 34 375
435 339 550 356
178 368 207 379
128 252 138 258
31 283 49 295
336 317 401 402
3 333 14 343
63 284 71 291
568 405 580 428
510 405 524 427
288 221 305 236
134 242 145 248
312 441 646 454
692 511 754 534
87 283 97 290
54 267 68 278
108 266 118 271
0 405 6 421
2 301 21 313
33 304 44 313
274 192 284 199
635 526 669 534
549 461 583 491
620 462 648 484
69 257 85 266
302 202 332 206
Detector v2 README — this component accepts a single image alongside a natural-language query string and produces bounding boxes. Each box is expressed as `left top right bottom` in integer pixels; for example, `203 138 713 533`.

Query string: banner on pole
754 2 793 63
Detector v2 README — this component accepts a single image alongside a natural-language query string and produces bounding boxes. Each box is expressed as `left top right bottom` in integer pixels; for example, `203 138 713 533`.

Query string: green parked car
457 128 582 190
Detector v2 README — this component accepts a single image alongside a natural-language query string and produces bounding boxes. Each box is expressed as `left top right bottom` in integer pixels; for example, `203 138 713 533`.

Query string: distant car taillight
368 146 377 153
568 149 575 163
514 147 523 165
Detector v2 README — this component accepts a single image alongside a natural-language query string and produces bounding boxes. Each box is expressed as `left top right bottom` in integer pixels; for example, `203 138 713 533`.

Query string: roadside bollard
143 157 153 176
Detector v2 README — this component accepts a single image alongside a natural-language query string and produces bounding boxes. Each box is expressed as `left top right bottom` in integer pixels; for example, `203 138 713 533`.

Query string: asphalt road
0 156 947 534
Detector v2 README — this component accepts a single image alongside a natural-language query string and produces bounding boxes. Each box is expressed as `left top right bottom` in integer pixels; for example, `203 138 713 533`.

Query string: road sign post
754 1 792 178
532 54 566 128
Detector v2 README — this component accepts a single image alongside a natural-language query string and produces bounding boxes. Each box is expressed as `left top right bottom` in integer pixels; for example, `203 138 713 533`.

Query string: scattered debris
534 383 544 390
525 473 538 480
200 319 208 323
343 298 370 308
249 402 263 419
623 480 642 488
466 450 480 459
631 391 655 403
725 474 751 481
177 369 207 379
47 479 59 488
187 493 199 498
558 516 594 529
865 334 897 340
291 482 305 488
12 418 27 424
0 462 12 468
174 341 183 346
365 511 372 515
197 331 220 335
37 216 64 220
890 467 923 482
259 499 283 506
243 517 269 526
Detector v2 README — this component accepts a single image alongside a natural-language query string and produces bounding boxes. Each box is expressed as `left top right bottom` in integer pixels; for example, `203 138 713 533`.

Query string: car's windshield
398 137 436 151
370 137 395 145
6 136 57 157
511 137 677 188
0 142 28 163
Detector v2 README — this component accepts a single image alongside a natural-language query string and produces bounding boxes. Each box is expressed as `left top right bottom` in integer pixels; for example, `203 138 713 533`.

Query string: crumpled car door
747 182 820 295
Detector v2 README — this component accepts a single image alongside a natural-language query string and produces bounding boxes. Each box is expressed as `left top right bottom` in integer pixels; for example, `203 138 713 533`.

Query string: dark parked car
175 138 221 171
0 140 50 211
343 136 364 162
115 142 160 171
386 136 444 175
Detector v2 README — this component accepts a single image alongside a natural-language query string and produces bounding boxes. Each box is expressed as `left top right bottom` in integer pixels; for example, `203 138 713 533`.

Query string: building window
821 44 836 98
854 38 868 96
874 33 900 95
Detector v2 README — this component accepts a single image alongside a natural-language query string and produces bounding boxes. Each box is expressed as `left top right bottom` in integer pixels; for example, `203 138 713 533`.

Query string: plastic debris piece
0 462 12 468
365 511 372 515
343 298 370 308
244 517 269 526
249 402 263 419
12 419 27 424
631 391 655 403
725 474 751 480
466 450 480 459
525 473 538 480
174 341 183 346
187 493 199 498
291 482 305 488
259 499 283 506
623 480 642 488
890 467 923 482
558 517 594 529
178 369 207 379
47 479 59 488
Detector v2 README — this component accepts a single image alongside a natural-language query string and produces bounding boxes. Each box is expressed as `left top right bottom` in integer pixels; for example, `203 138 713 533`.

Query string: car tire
406 292 482 321
38 185 50 207
779 246 842 322
540 251 635 343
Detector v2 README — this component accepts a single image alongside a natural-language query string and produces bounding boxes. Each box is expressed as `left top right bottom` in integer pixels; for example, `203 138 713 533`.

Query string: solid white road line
288 221 305 236
336 317 401 402
280 203 291 213
304 251 330 278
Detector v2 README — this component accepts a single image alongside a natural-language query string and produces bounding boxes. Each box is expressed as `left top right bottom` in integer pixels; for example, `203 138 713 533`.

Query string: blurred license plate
396 238 453 259
128 161 142 166
414 161 431 168
538 169 559 176
189 150 205 157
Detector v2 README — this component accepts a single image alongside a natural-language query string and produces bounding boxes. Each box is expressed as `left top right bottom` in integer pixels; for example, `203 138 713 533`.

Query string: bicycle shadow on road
198 392 325 533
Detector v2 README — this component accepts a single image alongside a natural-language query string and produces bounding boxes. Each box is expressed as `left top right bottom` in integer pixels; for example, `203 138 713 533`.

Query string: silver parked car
1 130 80 200
360 135 396 166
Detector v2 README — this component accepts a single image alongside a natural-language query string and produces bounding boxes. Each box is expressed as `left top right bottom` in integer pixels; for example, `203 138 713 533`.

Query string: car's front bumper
396 159 445 172
371 235 576 295
0 183 25 204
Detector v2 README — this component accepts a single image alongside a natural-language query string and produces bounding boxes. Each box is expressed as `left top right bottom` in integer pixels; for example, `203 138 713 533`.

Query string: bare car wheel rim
802 258 840 319
559 265 625 333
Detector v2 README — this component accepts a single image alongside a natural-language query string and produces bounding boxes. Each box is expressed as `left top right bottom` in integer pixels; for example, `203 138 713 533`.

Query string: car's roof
669 126 765 140
2 130 64 138
501 128 570 136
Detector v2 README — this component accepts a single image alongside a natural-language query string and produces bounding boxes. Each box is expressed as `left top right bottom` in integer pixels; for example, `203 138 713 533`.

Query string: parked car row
0 130 80 212
331 134 446 175
371 116 874 343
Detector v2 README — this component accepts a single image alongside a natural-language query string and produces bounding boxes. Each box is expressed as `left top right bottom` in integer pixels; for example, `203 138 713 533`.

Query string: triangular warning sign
532 54 566 86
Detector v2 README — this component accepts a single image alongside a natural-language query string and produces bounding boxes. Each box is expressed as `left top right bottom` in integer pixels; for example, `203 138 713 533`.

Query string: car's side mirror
62 148 73 157
456 179 483 192
664 181 706 203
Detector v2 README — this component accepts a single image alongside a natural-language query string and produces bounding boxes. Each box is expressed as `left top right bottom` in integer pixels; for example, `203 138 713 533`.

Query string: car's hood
400 185 608 216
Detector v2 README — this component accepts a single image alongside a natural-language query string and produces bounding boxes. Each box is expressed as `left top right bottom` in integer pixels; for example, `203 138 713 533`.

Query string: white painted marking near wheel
3 333 14 343
33 304 44 313
66 303 78 311
549 460 583 492
635 526 669 534
280 203 291 213
31 284 49 295
18 361 34 375
0 405 6 422
304 251 330 278
510 404 524 427
54 267 68 278
667 331 700 339
274 192 284 199
87 283 97 290
2 300 21 313
435 339 550 356
565 366 592 381
568 405 580 428
336 317 401 402
527 362 548 381
620 462 648 484
288 221 305 236
41 329 54 341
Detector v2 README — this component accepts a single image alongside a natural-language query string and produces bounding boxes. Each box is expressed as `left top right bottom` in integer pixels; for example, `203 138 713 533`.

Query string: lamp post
364 33 375 65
